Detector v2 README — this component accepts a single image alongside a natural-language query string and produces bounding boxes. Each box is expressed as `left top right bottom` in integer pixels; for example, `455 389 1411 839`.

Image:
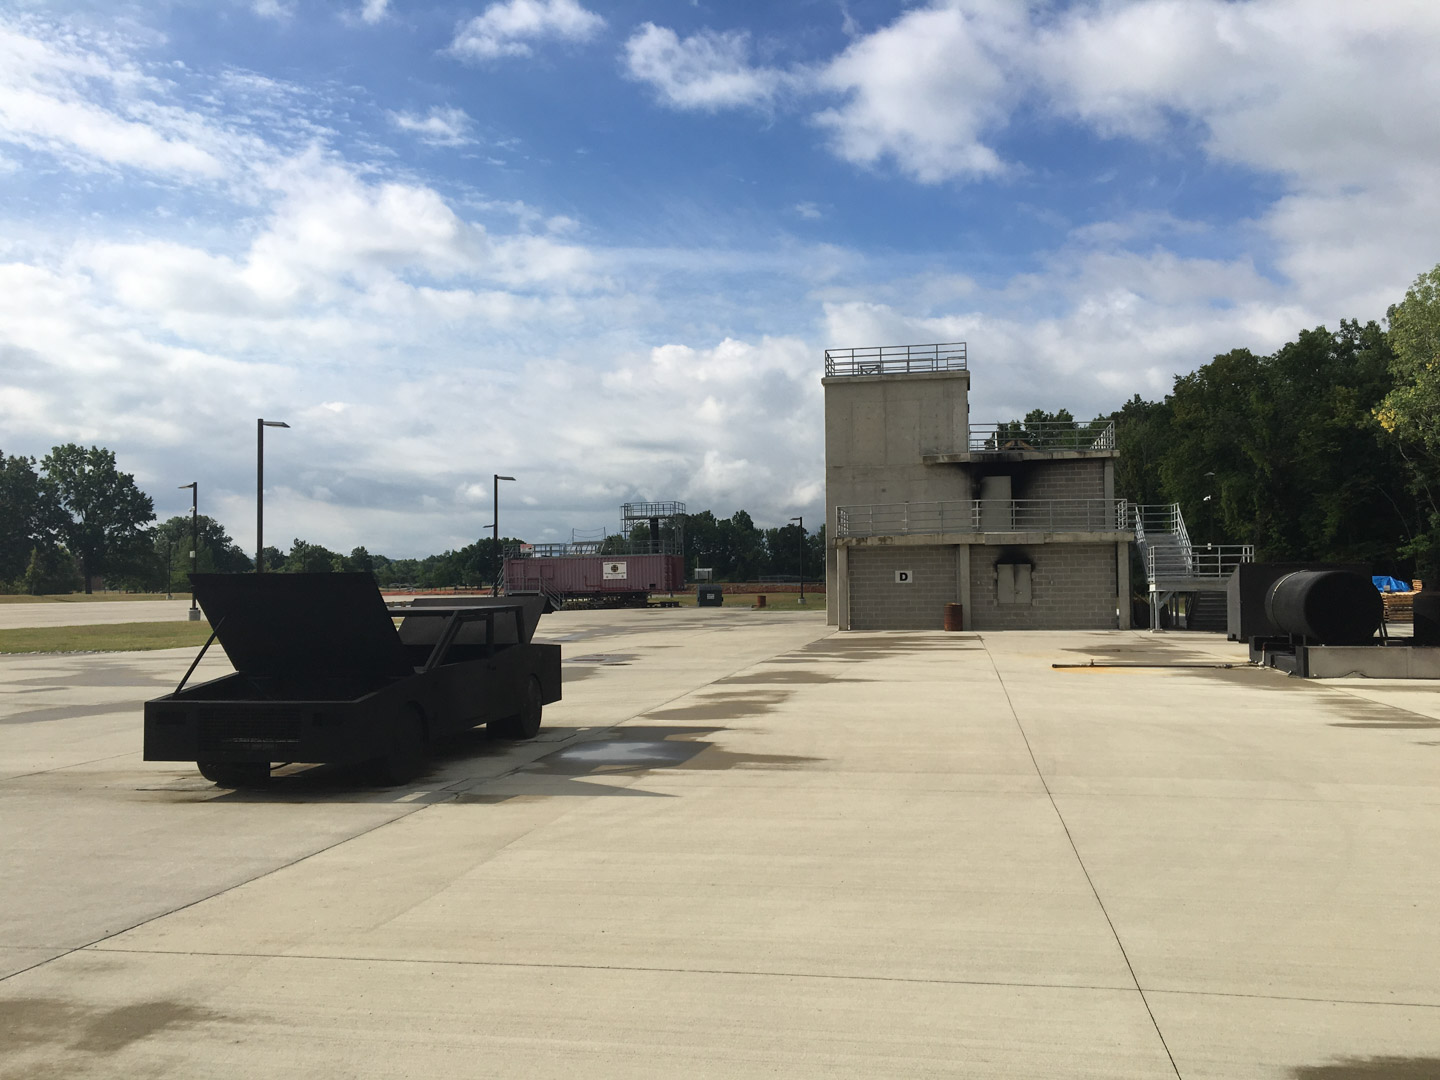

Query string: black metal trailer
144 573 561 787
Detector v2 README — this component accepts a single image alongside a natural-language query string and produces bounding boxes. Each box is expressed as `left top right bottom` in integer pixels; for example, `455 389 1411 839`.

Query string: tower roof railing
824 342 968 377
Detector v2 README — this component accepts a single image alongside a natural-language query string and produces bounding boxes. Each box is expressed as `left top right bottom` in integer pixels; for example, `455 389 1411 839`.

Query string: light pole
178 482 199 620
492 474 515 596
790 516 805 604
257 419 290 572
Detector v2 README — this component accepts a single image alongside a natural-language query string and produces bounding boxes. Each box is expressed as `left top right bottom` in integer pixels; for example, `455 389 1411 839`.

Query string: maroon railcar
505 552 684 606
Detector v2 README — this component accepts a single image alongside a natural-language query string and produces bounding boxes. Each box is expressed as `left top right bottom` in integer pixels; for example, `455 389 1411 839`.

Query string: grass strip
0 621 215 654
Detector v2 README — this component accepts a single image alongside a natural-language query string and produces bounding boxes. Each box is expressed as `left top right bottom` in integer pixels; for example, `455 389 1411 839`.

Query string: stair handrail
1171 503 1195 575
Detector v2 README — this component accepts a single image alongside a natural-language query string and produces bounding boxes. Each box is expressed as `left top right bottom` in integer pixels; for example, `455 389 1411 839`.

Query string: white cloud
389 106 475 147
1035 0 1440 188
813 1 1024 183
0 19 230 179
359 0 390 24
819 240 1307 423
623 24 786 111
252 0 295 22
628 0 1440 198
3 6 1437 559
449 0 605 62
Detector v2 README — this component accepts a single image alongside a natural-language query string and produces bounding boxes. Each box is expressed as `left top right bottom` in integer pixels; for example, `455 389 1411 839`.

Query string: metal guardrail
1146 544 1254 580
1133 504 1184 538
824 342 968 377
1132 504 1254 585
966 421 1115 453
836 499 1130 538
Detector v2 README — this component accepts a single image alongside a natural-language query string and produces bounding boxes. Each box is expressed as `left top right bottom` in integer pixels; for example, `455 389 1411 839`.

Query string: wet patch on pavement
0 996 225 1055
1 703 138 725
523 724 819 776
1291 1057 1440 1079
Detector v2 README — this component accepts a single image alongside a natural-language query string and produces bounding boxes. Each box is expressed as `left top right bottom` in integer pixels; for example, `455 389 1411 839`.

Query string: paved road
0 599 198 630
3 611 1440 1077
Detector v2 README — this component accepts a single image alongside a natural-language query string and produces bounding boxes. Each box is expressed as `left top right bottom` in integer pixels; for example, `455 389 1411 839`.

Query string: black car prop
144 573 561 787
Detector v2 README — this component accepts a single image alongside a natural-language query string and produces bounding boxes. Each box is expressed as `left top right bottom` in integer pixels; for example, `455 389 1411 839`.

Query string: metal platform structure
1132 504 1254 630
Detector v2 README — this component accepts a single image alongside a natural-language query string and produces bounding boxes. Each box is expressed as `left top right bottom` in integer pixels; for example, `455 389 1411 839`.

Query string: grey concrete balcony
836 498 1132 541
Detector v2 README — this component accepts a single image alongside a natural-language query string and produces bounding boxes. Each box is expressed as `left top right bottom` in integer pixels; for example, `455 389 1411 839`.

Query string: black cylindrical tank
1413 591 1440 646
1264 570 1382 645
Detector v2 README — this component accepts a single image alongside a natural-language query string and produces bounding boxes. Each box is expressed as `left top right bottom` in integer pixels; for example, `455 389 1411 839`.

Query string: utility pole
493 474 515 596
257 419 290 572
179 482 199 620
790 516 805 604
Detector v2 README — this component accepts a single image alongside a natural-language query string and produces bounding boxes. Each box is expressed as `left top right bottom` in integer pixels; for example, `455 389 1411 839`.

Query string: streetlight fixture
257 419 290 573
790 516 805 605
492 474 516 596
178 482 199 620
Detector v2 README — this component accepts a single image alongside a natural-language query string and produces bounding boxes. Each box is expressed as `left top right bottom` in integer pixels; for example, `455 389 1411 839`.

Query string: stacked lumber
1383 579 1423 622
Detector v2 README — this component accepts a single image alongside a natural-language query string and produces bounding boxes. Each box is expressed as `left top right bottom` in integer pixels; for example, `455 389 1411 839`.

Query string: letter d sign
895 570 912 584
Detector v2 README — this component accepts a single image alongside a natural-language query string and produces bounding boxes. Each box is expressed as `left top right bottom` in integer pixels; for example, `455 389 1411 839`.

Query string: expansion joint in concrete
980 638 1185 1080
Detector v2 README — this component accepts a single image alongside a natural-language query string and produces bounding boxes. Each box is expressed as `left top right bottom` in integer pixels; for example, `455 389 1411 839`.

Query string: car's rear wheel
492 675 543 740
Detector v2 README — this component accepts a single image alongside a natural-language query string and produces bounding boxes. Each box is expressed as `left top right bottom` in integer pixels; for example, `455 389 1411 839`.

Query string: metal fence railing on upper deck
966 420 1115 453
824 342 968 377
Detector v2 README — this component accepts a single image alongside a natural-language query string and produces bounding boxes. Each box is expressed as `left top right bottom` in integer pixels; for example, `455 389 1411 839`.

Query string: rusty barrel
943 602 964 631
755 594 767 608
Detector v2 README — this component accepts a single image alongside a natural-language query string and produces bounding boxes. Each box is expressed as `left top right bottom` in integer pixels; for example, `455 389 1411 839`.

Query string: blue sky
2 0 1437 557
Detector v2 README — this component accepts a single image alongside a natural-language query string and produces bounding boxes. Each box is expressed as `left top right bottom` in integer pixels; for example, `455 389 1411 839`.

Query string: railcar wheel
197 761 271 788
493 675 543 741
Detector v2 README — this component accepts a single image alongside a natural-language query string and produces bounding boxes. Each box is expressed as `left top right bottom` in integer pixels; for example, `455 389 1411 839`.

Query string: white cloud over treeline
0 5 1434 555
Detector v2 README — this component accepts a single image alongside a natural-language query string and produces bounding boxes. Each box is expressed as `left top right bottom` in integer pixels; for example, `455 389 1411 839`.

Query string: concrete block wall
1020 460 1106 500
824 369 972 625
968 543 1119 630
848 545 957 630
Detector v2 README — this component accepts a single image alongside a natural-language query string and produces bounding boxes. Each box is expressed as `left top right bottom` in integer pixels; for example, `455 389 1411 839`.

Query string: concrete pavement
0 598 198 630
2 610 1439 1077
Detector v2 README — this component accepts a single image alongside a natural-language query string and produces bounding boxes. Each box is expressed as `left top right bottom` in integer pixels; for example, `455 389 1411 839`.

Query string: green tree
40 445 155 593
21 544 81 595
1376 264 1440 576
1111 323 1412 571
152 514 253 589
0 452 60 585
285 538 339 573
1112 395 1173 508
340 546 375 575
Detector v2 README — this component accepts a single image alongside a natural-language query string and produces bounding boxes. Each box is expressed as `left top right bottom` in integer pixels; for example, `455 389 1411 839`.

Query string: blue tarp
1373 575 1411 593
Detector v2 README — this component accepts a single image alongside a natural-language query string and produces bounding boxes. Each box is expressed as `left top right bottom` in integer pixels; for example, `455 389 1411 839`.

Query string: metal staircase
1132 504 1254 630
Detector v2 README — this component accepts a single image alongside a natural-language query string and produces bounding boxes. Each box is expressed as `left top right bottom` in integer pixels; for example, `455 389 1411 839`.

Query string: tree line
7 261 1440 592
1103 264 1440 580
0 450 824 593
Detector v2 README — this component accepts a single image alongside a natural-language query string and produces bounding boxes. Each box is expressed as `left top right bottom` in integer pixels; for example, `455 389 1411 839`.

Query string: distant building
823 343 1132 631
